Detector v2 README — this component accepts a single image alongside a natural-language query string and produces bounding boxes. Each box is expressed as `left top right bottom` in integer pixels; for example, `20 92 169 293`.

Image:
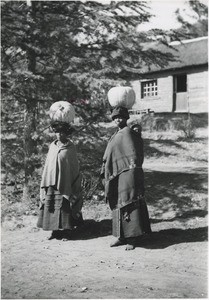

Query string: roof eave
131 63 208 77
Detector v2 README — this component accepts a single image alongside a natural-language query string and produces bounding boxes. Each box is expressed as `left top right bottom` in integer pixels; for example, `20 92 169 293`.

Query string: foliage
173 0 208 39
1 0 177 196
129 112 207 135
178 116 196 139
1 1 207 205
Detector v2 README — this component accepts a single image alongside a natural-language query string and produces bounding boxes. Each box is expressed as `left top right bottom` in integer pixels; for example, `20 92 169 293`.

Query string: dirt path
1 164 208 299
1 217 208 299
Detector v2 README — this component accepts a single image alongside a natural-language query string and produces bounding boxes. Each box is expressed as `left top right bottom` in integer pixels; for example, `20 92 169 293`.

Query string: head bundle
49 101 75 124
49 101 76 135
107 86 136 109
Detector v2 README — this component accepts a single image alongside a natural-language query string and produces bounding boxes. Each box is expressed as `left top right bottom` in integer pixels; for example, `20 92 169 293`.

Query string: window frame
141 79 158 99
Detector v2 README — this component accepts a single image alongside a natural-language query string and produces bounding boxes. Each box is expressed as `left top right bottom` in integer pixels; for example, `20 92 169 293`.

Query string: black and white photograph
1 0 208 299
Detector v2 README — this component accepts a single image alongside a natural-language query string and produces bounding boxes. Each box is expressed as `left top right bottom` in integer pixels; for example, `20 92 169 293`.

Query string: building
131 37 208 113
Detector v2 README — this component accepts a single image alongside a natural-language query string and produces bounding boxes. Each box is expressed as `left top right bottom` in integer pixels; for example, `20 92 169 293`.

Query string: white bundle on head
49 101 75 124
107 86 136 109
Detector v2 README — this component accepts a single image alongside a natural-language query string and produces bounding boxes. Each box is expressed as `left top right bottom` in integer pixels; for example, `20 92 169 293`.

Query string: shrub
179 118 196 139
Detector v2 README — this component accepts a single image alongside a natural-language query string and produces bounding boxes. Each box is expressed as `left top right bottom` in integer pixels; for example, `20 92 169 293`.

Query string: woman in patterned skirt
37 121 83 240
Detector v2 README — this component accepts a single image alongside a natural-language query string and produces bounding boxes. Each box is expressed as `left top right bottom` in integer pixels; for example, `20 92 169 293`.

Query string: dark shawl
101 126 144 208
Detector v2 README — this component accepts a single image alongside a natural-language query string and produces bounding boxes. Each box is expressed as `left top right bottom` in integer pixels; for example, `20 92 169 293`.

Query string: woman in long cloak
101 106 151 250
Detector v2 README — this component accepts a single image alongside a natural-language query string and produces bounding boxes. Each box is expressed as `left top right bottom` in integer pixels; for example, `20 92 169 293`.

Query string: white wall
188 70 208 113
131 68 208 113
131 76 173 112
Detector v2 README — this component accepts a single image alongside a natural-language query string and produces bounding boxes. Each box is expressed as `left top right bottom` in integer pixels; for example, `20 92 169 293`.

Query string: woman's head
51 121 74 142
111 106 129 128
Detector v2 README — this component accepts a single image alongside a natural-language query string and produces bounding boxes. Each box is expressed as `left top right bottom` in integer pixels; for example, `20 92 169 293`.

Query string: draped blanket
41 140 81 203
101 126 144 207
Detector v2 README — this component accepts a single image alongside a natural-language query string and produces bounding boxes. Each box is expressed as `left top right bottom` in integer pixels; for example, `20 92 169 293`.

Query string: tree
1 0 177 201
173 0 208 39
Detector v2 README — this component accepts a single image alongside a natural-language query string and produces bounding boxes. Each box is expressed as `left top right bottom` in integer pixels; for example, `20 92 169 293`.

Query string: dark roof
167 37 208 68
130 37 208 75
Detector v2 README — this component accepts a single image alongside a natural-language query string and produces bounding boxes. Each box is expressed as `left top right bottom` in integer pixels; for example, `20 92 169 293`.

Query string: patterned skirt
112 198 151 238
109 168 151 238
37 186 74 231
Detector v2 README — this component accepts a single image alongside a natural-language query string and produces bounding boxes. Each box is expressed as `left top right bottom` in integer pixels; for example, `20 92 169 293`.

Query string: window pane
141 80 158 99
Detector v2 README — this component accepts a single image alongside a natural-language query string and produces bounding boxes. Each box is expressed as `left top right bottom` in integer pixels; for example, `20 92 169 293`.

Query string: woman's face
55 131 68 143
114 116 127 129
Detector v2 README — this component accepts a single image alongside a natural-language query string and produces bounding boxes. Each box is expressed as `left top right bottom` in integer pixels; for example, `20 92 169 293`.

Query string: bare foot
125 243 135 251
62 238 70 242
125 238 136 250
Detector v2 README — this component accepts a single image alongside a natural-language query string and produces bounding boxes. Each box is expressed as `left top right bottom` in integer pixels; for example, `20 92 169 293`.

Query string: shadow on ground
69 219 208 249
136 226 208 249
151 209 208 223
144 171 208 215
144 137 207 163
72 219 112 240
68 169 208 247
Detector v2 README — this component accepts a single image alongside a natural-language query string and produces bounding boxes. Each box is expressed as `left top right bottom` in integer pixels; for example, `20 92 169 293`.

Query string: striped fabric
37 186 73 231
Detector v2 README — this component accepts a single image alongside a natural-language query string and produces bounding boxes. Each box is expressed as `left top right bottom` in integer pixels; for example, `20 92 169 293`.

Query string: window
141 80 158 99
175 74 187 92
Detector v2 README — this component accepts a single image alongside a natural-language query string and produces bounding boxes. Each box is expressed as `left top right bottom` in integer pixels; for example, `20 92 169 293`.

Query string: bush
130 112 207 134
178 118 196 139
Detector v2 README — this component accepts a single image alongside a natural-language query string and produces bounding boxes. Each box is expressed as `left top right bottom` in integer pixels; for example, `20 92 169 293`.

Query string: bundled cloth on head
107 86 136 109
49 101 75 124
49 101 76 135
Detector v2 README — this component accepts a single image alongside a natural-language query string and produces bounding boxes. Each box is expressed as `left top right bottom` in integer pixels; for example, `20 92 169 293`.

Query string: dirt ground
1 162 208 299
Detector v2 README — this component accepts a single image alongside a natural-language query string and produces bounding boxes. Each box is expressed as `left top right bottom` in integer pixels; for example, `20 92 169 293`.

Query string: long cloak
37 140 82 230
101 126 151 238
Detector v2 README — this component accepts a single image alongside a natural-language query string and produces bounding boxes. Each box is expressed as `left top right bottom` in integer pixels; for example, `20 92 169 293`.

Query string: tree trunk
23 101 37 202
23 1 38 202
